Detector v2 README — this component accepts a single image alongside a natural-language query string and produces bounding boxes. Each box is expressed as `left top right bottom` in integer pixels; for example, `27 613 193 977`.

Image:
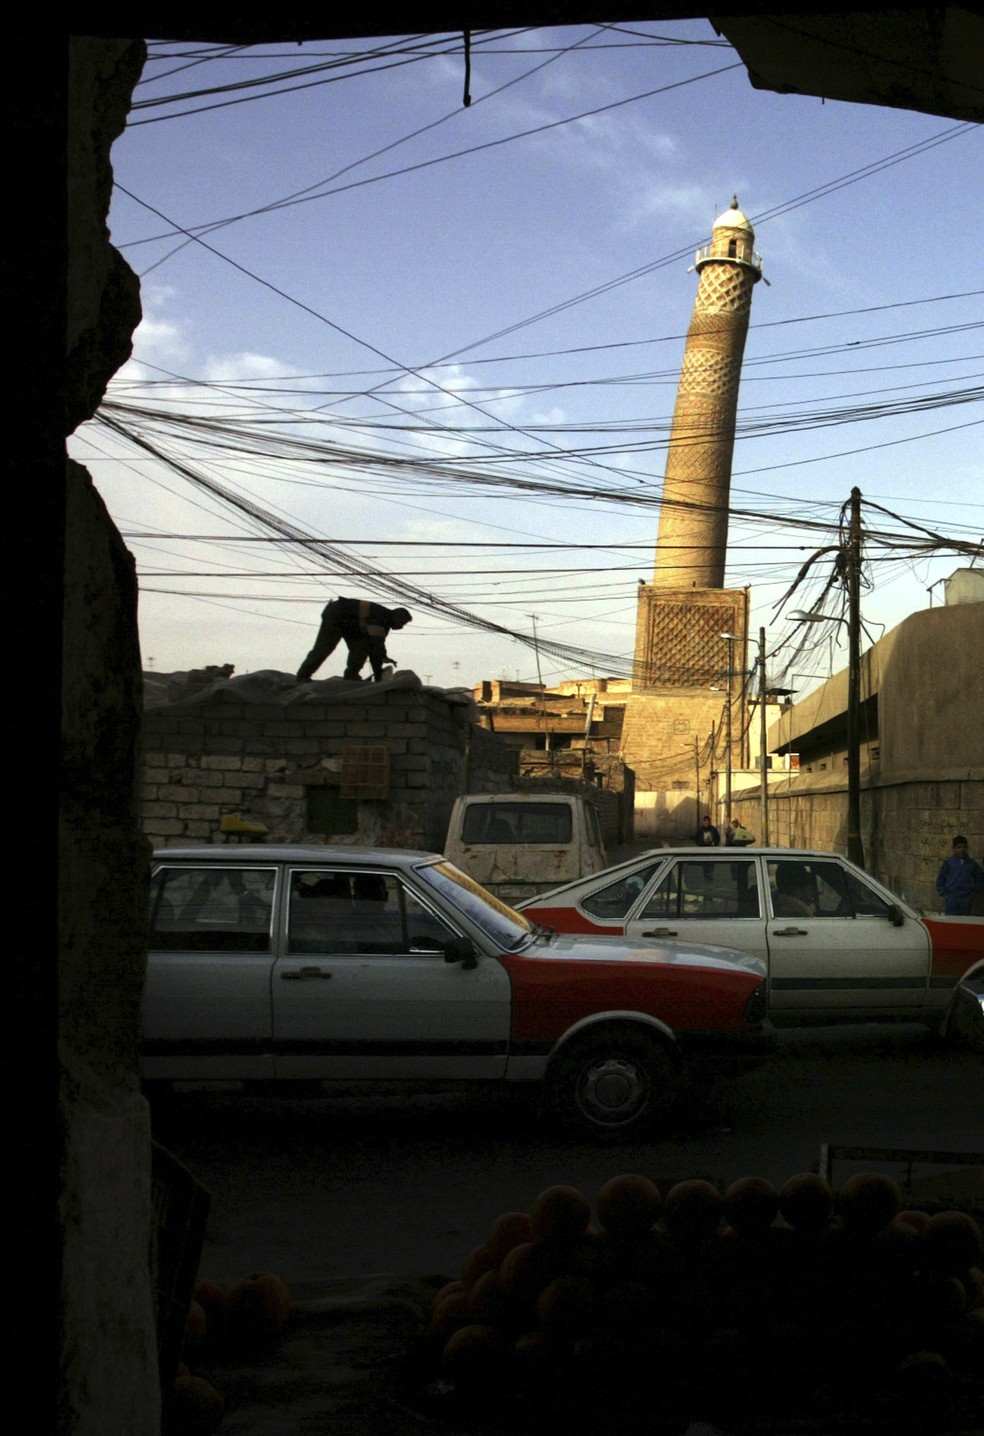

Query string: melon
432 1279 465 1307
596 1174 662 1238
190 1280 226 1346
168 1372 225 1434
183 1300 207 1353
837 1172 901 1237
467 1269 511 1326
486 1211 534 1265
530 1185 591 1246
431 1288 471 1337
662 1180 723 1242
897 1208 930 1234
441 1323 512 1391
778 1173 833 1235
460 1243 497 1291
921 1210 982 1275
723 1177 779 1237
535 1274 599 1333
224 1270 291 1345
499 1240 560 1313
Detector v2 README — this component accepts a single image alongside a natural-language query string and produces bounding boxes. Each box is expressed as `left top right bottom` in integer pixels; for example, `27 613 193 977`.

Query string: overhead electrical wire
412 123 978 372
92 406 663 677
110 65 981 521
130 25 613 278
122 56 743 252
95 401 982 569
98 34 983 682
129 30 533 123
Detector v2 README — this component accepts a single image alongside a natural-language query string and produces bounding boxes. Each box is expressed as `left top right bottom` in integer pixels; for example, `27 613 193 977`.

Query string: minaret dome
696 196 762 276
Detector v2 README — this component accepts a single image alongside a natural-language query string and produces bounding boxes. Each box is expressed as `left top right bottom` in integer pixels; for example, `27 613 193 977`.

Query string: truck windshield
416 860 536 951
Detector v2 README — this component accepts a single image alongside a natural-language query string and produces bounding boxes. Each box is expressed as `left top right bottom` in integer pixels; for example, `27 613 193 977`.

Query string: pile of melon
422 1173 983 1432
164 1271 292 1434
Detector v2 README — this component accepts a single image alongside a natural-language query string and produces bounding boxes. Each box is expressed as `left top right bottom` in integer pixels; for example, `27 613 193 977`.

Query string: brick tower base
622 586 749 838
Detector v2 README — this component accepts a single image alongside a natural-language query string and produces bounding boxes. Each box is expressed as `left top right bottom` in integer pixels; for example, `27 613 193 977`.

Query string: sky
69 21 984 694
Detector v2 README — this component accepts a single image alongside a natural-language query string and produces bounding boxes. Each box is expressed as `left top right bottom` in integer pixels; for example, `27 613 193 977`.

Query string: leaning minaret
623 199 762 824
652 198 762 589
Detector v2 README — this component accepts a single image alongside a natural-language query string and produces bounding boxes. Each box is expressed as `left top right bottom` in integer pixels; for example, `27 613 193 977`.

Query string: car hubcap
577 1056 649 1126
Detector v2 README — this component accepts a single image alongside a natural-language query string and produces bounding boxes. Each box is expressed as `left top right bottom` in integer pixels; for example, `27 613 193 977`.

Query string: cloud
201 351 299 383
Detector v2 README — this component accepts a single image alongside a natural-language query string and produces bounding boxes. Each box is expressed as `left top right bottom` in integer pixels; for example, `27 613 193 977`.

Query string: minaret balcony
695 242 763 274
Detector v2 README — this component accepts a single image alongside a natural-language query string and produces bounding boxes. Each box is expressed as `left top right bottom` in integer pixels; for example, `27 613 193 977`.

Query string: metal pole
758 627 770 845
725 637 734 826
694 736 700 833
846 488 865 868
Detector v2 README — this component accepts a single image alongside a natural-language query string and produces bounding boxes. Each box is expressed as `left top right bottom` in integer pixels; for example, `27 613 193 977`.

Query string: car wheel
949 982 984 1054
550 1026 681 1135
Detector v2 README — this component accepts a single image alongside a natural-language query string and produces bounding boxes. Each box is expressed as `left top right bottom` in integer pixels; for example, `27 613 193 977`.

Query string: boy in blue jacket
935 835 984 915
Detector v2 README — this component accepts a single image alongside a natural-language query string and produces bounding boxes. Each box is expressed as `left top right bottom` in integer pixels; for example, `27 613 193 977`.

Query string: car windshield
415 860 536 951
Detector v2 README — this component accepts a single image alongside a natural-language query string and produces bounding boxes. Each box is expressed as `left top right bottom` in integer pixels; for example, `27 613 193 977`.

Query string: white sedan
519 847 984 1044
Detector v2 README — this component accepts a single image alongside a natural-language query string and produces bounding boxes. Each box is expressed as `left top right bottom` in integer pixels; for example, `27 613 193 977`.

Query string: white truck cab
444 793 608 902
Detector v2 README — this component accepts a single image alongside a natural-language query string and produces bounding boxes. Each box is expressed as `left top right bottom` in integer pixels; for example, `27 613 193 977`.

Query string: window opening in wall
307 786 358 836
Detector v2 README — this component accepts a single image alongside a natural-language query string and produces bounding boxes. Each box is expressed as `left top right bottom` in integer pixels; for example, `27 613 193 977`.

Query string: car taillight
743 981 767 1027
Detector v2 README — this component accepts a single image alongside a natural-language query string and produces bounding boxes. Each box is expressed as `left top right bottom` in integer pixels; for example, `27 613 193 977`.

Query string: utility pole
846 487 865 869
720 631 741 826
758 627 770 845
530 614 547 749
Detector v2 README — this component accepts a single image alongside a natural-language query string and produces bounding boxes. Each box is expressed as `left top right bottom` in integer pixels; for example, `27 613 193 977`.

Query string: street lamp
789 607 864 868
720 632 742 826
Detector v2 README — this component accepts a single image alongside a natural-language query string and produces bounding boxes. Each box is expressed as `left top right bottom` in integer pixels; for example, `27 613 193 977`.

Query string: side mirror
444 936 478 969
886 904 905 928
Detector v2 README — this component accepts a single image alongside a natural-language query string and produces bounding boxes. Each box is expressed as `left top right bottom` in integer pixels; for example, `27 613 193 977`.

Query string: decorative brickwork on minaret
652 198 762 590
633 586 748 689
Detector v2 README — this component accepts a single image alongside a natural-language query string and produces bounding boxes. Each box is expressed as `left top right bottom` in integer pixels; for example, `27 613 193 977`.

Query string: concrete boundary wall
734 775 983 913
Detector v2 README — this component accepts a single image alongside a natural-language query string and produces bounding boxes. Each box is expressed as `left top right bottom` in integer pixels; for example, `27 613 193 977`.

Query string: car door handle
771 927 808 936
280 966 333 980
642 928 678 938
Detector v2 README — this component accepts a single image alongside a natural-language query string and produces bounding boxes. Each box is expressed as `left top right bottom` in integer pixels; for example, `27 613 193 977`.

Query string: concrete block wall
143 686 517 853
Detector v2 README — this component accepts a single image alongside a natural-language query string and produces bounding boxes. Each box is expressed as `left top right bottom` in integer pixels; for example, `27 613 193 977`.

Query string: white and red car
143 846 767 1132
519 847 984 1045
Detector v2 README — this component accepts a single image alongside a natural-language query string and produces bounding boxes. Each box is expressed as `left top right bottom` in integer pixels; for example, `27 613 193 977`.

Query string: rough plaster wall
62 37 158 1436
66 38 144 436
879 604 984 779
60 468 158 1436
744 602 984 907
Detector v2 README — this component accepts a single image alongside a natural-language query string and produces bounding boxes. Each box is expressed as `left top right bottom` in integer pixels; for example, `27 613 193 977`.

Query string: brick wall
143 686 517 852
620 689 736 797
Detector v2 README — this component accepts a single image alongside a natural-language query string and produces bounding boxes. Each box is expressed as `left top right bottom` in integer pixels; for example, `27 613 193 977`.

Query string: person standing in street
935 835 984 915
693 815 720 846
727 817 755 847
296 597 412 683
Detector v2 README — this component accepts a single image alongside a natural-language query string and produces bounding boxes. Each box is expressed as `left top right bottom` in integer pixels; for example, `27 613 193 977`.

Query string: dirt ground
160 1022 984 1436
